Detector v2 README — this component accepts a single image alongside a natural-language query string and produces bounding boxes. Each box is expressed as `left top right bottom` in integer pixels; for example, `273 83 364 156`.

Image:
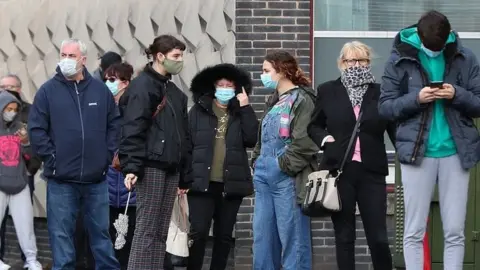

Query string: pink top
352 105 362 162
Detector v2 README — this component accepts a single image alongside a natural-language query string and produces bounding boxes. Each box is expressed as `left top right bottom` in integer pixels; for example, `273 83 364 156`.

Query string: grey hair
61 38 88 56
0 74 22 88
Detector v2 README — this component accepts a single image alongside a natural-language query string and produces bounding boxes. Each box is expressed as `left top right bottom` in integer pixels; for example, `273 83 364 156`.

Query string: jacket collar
266 86 315 108
53 66 93 91
143 63 171 83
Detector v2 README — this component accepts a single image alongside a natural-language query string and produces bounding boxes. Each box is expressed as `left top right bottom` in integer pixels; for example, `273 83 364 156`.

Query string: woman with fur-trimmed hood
185 63 258 270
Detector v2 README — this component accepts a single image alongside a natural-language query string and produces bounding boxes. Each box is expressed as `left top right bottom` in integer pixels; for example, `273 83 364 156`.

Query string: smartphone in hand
429 81 444 89
15 125 28 144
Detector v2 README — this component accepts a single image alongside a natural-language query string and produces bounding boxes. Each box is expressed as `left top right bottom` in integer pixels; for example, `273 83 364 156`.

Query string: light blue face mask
106 80 120 96
421 44 443 58
215 88 235 105
260 74 278 89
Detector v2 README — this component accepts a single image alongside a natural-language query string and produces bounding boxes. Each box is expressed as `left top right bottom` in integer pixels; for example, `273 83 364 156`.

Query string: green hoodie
400 27 457 158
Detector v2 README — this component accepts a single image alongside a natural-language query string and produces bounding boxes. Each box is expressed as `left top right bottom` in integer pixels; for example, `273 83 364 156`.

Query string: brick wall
236 0 311 110
234 1 394 269
4 218 51 268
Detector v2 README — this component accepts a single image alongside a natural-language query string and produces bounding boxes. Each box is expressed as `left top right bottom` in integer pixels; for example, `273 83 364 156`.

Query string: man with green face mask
118 35 192 270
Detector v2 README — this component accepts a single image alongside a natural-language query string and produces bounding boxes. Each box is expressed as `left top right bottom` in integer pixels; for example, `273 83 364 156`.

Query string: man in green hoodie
379 11 480 270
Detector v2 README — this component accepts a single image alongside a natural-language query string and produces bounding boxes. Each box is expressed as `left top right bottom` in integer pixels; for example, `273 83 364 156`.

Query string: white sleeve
321 135 334 147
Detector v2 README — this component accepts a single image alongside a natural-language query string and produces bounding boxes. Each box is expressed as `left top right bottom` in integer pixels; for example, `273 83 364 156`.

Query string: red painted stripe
424 219 431 270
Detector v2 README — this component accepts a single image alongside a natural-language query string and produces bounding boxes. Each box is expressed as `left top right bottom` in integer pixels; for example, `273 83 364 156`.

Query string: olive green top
210 103 229 182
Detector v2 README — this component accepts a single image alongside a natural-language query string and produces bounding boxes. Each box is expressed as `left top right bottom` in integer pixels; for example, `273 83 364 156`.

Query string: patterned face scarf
340 65 375 107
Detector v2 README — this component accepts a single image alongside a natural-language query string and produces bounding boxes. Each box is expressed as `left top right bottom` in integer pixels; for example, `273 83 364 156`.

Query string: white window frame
313 31 480 39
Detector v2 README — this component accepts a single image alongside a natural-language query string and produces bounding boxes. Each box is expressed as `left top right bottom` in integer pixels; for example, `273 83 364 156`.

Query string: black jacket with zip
119 64 191 187
186 63 258 197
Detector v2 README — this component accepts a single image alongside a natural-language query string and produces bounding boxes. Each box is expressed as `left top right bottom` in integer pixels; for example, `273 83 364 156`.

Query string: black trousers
331 161 392 270
109 206 136 270
187 182 242 270
0 175 34 264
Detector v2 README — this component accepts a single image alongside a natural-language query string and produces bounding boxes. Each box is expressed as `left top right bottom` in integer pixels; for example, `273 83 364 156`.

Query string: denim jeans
252 104 312 270
75 214 94 269
47 179 120 270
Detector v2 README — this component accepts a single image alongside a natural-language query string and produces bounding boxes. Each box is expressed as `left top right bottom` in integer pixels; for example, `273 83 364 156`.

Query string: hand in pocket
275 155 286 173
323 142 341 166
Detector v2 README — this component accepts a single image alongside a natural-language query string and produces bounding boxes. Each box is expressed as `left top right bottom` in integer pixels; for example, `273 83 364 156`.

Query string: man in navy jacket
28 38 120 269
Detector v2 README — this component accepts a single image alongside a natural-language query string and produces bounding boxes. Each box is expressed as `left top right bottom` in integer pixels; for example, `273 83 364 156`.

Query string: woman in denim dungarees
251 51 319 270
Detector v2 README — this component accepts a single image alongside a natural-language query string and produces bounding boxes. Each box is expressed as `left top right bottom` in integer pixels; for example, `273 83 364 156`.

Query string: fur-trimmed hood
190 63 253 103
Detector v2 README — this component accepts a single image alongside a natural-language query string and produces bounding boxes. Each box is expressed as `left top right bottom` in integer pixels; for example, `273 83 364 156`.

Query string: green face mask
163 58 184 75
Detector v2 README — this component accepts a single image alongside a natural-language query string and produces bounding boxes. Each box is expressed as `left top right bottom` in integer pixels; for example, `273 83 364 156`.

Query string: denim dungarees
252 90 311 270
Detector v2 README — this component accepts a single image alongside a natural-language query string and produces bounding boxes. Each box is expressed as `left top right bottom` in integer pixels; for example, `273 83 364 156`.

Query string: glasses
0 85 19 90
343 59 370 67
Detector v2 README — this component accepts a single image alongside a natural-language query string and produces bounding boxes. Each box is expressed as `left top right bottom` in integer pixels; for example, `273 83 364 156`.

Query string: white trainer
0 260 11 270
27 261 42 270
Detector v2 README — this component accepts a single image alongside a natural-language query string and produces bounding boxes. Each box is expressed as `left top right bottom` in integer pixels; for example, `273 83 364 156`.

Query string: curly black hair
190 63 252 103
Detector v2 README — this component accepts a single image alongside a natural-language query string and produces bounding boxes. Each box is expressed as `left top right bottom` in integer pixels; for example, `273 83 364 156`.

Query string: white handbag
304 170 342 212
166 194 190 257
302 111 363 215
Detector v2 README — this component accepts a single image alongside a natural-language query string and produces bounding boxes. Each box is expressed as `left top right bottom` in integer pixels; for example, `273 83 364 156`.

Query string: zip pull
74 83 79 95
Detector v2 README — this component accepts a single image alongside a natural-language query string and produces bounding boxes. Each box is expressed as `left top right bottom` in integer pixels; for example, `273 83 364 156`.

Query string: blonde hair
337 41 373 71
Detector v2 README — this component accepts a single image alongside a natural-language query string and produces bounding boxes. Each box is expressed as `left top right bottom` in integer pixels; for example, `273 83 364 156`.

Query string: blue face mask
215 88 235 105
106 80 120 96
260 74 278 89
421 44 443 58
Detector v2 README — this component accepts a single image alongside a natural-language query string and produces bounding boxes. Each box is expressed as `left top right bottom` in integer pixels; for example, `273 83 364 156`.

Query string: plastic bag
164 194 189 269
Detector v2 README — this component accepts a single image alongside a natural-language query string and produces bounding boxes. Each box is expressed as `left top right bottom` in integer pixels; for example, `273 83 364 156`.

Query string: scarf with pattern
340 66 375 107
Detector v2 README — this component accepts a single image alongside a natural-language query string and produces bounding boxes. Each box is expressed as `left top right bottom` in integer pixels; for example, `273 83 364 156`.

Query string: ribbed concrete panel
0 0 235 101
0 0 234 218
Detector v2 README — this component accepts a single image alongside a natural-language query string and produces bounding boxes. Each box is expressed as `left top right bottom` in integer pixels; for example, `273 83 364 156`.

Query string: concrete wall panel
0 0 235 102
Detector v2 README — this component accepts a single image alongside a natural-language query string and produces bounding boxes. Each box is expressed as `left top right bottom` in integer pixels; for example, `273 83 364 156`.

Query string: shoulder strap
152 95 167 118
338 111 363 173
152 82 168 118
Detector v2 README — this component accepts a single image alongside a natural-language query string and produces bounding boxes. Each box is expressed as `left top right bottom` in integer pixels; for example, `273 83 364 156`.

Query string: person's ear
122 81 130 90
80 56 87 66
156 53 165 63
